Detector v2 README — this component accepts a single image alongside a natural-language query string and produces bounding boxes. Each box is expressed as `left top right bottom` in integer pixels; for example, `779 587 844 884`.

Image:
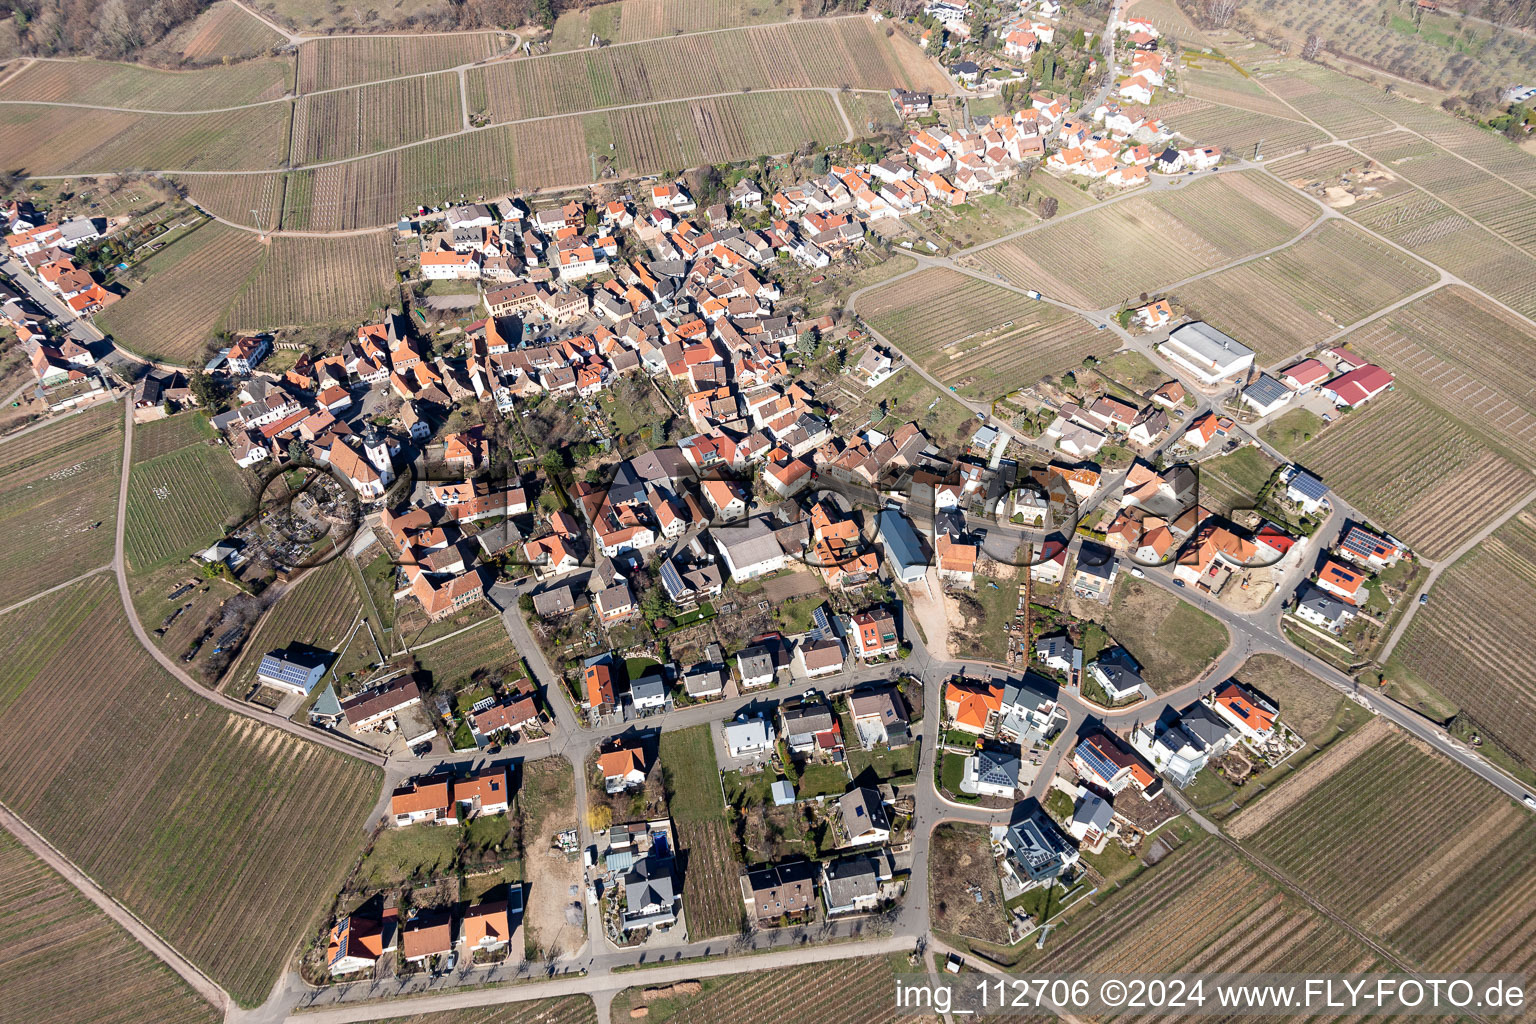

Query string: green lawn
939 751 973 800
1260 407 1324 456
796 762 851 799
357 824 461 889
846 734 918 785
659 724 724 821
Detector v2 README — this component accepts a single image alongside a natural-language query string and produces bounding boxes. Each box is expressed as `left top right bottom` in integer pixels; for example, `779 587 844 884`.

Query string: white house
724 715 775 758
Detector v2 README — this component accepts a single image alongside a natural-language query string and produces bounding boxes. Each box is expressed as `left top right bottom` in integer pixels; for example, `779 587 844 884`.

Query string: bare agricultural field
295 32 507 93
1344 286 1536 468
1172 220 1437 364
124 440 257 573
930 823 1008 943
1349 188 1536 320
156 1 287 63
224 231 396 332
98 223 265 363
0 102 290 174
1266 143 1377 187
281 89 840 230
349 998 596 1024
1389 507 1536 779
1258 70 1397 138
605 90 846 177
1127 0 1211 47
290 72 461 164
1241 729 1536 982
1234 653 1350 745
173 172 285 233
1356 130 1536 261
617 0 803 42
612 954 939 1024
0 56 291 109
1008 834 1383 983
971 171 1317 308
130 412 216 465
468 17 939 122
860 268 1113 400
0 829 219 1024
1180 63 1296 118
282 127 518 230
1105 579 1228 692
413 619 526 688
0 403 120 608
0 575 382 1008
1293 390 1532 559
1161 98 1329 159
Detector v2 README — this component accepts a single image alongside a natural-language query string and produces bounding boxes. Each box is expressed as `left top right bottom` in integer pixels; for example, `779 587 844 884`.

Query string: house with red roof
1209 682 1277 742
1315 559 1368 605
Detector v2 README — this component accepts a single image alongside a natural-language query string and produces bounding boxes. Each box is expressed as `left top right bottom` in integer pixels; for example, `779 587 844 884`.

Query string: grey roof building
821 854 881 914
1004 806 1078 884
877 509 928 583
622 856 678 931
257 648 329 696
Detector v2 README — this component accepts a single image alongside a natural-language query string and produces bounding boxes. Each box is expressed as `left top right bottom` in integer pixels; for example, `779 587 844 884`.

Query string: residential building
461 898 515 952
740 862 817 924
724 715 775 758
401 911 454 963
796 636 846 679
1293 581 1356 632
1003 805 1078 885
737 646 776 689
327 914 387 976
946 678 1003 734
456 766 510 817
877 509 928 584
1316 559 1368 605
821 853 883 914
622 855 678 931
1284 468 1329 514
1086 647 1144 702
597 744 647 793
850 687 910 749
964 746 1020 797
256 647 328 696
837 787 891 847
850 608 899 660
1210 681 1278 742
391 775 456 827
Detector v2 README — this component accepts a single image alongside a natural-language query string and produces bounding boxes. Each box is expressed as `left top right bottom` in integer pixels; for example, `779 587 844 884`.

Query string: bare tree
1202 0 1238 29
1301 33 1323 61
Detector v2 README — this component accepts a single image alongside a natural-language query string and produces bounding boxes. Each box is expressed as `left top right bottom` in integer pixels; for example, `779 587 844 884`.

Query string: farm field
0 402 120 608
1006 832 1384 983
466 17 941 122
1388 505 1536 781
860 268 1113 401
1129 0 1210 46
1266 143 1381 187
280 90 843 230
0 574 382 1008
1171 220 1438 364
290 73 462 164
124 440 257 573
971 171 1318 308
154 1 288 63
173 172 286 233
295 33 507 92
1104 579 1229 692
349 998 597 1024
1192 445 1280 515
1180 63 1298 118
0 101 290 174
97 222 265 363
0 56 291 109
612 954 939 1024
1290 389 1532 559
1348 187 1536 319
1158 97 1330 159
619 0 803 42
1259 70 1398 138
411 618 526 688
1355 130 1536 260
224 556 368 694
1341 288 1536 469
658 724 744 939
224 232 396 332
0 829 219 1024
1237 728 1536 981
130 412 216 465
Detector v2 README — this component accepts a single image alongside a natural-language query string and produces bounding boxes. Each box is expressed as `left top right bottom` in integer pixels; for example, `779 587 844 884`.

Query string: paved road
109 398 387 766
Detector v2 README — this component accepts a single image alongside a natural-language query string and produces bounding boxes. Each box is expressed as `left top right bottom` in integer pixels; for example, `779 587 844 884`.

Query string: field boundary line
111 399 387 766
0 563 114 617
0 800 229 1012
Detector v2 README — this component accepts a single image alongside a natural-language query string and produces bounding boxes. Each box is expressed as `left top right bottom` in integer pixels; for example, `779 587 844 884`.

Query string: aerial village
0 0 1428 989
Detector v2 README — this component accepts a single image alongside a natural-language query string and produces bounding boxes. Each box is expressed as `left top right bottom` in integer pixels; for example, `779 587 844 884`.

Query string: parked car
1173 579 1186 588
1129 567 1145 579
